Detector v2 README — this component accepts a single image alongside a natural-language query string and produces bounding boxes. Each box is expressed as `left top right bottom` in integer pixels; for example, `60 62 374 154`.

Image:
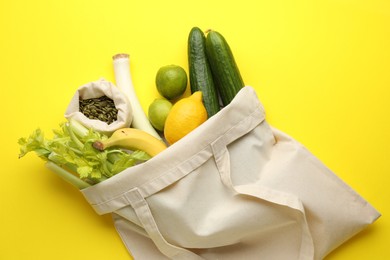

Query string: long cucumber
205 30 244 106
188 27 220 117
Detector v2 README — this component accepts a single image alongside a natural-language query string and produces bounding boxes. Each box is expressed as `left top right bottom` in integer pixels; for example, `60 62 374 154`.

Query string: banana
93 128 167 157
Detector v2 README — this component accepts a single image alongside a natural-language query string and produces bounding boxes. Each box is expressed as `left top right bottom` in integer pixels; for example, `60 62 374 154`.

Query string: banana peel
93 128 167 157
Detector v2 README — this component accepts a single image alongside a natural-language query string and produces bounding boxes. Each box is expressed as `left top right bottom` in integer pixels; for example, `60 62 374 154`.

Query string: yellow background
1 0 389 259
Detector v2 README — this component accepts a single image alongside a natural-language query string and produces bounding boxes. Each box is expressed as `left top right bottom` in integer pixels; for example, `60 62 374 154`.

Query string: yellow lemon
164 91 207 144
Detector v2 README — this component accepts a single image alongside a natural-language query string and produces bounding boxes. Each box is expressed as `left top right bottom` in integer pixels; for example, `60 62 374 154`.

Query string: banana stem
92 141 105 151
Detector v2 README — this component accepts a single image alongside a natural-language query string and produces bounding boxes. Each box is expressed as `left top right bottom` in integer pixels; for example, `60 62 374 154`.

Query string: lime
156 65 188 100
148 98 173 132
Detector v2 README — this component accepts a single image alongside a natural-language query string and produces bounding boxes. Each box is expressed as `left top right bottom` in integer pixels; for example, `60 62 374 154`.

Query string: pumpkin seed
79 95 118 124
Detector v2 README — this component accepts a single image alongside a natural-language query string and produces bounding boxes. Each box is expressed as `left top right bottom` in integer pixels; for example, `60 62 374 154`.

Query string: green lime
148 98 173 131
155 65 188 100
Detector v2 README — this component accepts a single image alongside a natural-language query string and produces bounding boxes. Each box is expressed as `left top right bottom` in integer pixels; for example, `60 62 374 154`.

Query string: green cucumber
205 30 244 106
188 27 220 117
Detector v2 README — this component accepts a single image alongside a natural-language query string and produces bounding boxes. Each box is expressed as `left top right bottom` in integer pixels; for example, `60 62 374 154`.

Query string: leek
112 53 162 140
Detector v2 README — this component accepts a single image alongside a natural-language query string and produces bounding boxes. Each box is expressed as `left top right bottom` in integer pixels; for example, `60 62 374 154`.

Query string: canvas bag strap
108 107 267 260
210 111 315 260
121 187 204 260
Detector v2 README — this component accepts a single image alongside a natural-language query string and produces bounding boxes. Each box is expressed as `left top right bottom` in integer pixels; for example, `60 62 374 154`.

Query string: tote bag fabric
81 86 380 260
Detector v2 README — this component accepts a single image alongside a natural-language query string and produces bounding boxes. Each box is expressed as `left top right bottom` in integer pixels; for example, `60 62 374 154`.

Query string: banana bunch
93 128 167 157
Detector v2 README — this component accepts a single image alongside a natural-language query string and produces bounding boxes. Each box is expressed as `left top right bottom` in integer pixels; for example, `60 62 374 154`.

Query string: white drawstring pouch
81 86 380 260
64 78 132 134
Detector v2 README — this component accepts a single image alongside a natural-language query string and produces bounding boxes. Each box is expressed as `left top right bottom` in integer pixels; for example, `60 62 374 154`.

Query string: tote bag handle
117 108 270 259
123 187 204 260
210 125 315 260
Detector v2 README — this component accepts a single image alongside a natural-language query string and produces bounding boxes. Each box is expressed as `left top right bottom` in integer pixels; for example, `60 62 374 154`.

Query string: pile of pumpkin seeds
79 95 118 124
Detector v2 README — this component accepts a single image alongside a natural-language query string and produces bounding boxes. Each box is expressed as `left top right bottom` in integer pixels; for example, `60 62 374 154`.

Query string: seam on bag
211 106 264 148
89 146 215 211
138 147 213 198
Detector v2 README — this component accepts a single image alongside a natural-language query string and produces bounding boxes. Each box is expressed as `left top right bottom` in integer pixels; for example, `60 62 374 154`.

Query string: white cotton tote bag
81 86 380 260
